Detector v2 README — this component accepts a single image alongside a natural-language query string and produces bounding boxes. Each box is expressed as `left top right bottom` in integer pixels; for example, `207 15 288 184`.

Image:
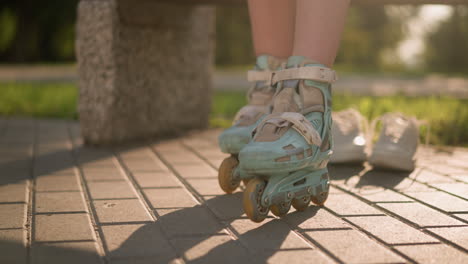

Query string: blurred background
0 1 467 146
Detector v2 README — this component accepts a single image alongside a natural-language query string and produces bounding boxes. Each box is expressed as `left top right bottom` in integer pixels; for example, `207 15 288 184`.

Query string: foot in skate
218 55 285 194
238 56 337 221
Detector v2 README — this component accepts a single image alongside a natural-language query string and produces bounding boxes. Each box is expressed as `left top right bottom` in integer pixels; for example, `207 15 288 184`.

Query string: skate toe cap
218 125 253 154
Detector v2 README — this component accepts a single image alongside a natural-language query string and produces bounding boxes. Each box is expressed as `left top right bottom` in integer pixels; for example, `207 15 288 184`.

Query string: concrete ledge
76 0 215 145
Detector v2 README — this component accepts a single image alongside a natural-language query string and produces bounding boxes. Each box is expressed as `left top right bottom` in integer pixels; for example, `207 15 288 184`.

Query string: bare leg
293 0 350 67
248 0 296 59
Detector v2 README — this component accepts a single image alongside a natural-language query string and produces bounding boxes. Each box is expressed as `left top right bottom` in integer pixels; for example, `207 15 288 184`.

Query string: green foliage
0 82 78 119
0 0 78 62
211 90 468 147
336 6 410 70
423 8 468 74
215 6 255 66
0 8 16 53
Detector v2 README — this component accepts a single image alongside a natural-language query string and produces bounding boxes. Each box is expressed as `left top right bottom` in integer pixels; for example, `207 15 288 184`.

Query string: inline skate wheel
292 196 311 211
243 178 269 223
271 201 291 217
311 191 329 206
218 156 240 194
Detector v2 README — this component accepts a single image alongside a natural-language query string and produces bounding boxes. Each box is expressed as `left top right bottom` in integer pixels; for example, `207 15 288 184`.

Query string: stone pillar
76 0 215 145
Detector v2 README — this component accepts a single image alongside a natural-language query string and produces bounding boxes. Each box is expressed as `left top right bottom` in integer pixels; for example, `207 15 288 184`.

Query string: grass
1 82 467 146
212 91 468 147
0 82 78 119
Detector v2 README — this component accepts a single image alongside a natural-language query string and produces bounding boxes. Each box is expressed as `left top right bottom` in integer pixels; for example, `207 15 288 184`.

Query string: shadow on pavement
111 193 323 264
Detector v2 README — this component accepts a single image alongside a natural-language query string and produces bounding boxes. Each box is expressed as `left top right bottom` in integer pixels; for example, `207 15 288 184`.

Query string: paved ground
0 118 467 264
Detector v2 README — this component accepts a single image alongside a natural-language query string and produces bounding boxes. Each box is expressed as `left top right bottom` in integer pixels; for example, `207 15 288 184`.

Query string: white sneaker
368 113 420 171
330 108 368 164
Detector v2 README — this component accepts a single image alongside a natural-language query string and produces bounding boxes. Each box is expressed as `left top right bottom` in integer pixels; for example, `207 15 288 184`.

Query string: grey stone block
76 0 215 144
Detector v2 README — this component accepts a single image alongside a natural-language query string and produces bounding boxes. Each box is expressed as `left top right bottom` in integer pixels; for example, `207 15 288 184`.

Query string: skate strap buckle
255 112 322 146
270 67 337 85
247 70 274 82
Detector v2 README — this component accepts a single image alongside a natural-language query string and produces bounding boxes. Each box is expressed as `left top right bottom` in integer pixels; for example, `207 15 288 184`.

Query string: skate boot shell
238 56 337 222
218 55 285 193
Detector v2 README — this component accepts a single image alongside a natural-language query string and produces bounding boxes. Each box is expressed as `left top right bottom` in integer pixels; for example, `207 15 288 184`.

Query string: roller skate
330 108 368 164
368 113 422 171
218 55 285 194
238 56 337 222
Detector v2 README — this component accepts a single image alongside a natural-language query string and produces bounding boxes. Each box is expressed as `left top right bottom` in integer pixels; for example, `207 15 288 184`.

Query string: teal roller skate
238 56 337 222
218 55 285 194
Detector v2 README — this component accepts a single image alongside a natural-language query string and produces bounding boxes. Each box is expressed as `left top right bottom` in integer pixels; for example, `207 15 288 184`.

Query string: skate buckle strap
269 66 337 86
247 70 274 82
255 112 322 146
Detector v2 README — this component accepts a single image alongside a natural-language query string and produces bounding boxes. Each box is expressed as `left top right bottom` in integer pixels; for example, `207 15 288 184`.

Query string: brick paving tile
395 244 468 263
427 226 468 250
430 183 468 199
410 169 457 183
325 189 384 216
156 206 223 237
34 167 76 176
284 207 350 230
110 258 182 264
403 191 468 212
392 178 433 192
144 188 198 209
230 219 312 251
0 181 28 203
35 174 81 192
262 249 334 264
187 178 227 196
87 181 137 199
152 140 184 152
80 158 117 168
453 213 468 222
0 204 26 228
123 160 167 172
346 216 438 244
378 203 466 227
351 188 413 202
451 174 468 184
101 224 176 258
132 171 180 188
171 235 252 264
82 167 125 181
305 229 405 263
158 152 203 164
31 242 102 264
35 192 87 213
204 194 245 220
171 164 217 179
93 199 152 224
431 165 468 176
34 214 95 242
0 229 27 264
118 148 154 158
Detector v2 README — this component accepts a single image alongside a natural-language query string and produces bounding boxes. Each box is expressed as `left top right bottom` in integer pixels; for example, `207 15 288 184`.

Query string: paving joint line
114 145 188 264
33 239 97 244
67 123 109 264
151 143 259 261
26 119 37 264
335 209 418 263
409 169 468 201
389 186 468 221
332 183 468 254
34 211 89 215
